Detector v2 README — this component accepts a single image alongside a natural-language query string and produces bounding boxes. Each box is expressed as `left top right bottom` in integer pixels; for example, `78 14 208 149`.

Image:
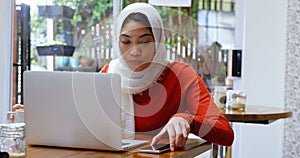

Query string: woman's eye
141 41 151 44
121 41 130 44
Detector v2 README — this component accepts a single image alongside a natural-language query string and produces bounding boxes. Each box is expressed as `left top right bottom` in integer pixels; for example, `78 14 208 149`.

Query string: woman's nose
129 45 142 56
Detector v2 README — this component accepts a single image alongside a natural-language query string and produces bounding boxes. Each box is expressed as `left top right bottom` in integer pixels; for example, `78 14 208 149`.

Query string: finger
175 123 187 148
181 137 188 148
176 136 188 149
182 122 190 138
176 131 188 148
166 125 176 151
180 122 190 148
175 120 190 148
151 127 167 146
176 135 184 148
173 124 182 148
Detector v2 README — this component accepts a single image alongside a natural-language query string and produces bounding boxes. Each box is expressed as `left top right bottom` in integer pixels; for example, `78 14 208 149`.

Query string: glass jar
0 123 26 158
213 86 227 109
226 90 247 110
231 91 247 110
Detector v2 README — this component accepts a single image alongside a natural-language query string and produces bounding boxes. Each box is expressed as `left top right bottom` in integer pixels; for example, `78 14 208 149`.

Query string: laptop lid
24 71 126 151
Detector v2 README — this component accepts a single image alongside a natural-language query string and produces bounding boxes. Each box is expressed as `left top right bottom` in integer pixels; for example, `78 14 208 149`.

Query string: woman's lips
128 60 143 66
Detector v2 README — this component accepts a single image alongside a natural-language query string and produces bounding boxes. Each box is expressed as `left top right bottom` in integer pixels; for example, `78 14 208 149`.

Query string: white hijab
107 3 168 136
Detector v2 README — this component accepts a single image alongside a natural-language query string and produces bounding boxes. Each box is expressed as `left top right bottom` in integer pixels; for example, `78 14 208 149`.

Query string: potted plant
38 5 74 19
73 37 97 67
69 50 80 68
79 56 94 67
56 56 70 68
36 41 75 56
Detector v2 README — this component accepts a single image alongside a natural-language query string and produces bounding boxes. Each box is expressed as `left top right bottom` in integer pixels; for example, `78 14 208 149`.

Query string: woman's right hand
151 117 190 151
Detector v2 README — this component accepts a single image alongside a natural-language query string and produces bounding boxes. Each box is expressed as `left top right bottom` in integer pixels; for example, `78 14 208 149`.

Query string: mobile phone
138 144 170 154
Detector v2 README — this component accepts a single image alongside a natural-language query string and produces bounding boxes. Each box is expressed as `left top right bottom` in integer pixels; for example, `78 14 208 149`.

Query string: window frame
0 0 14 122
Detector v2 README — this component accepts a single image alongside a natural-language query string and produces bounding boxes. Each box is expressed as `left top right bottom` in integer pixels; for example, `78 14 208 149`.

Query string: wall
283 0 300 157
0 1 15 123
232 0 287 158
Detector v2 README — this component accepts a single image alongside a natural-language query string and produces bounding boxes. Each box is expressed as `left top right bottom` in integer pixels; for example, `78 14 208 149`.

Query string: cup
7 109 24 123
226 90 247 110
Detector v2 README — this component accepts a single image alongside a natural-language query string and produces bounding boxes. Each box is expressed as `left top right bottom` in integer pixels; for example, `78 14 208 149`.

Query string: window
198 0 236 49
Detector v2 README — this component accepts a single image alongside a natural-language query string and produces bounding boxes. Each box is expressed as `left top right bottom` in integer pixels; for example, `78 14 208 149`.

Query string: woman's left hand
151 117 190 151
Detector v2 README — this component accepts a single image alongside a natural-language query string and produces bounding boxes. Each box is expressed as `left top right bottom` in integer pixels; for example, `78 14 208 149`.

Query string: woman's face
119 21 155 72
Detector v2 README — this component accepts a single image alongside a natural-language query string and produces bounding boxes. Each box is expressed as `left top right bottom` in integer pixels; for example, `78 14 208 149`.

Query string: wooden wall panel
12 2 17 106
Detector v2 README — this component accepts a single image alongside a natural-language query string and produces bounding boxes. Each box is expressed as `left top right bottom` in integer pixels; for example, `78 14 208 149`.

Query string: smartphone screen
138 144 170 154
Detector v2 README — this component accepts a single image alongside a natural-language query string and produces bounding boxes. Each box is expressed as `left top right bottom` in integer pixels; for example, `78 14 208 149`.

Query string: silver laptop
23 71 148 151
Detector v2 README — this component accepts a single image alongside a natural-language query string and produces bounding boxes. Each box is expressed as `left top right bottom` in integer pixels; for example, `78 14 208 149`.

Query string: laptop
23 71 148 151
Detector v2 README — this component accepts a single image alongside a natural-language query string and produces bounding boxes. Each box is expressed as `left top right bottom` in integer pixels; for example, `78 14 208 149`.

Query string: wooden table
220 105 292 124
214 105 292 158
25 135 212 158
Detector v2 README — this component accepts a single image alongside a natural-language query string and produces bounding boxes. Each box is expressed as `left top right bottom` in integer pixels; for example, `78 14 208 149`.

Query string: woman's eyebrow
120 33 153 38
140 33 153 38
120 34 130 38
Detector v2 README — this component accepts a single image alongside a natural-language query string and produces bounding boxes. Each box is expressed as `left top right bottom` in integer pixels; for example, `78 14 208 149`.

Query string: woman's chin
131 66 144 72
129 64 148 72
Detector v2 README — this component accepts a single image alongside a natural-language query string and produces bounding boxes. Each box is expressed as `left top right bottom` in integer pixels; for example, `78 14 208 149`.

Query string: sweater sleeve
100 64 109 73
172 64 234 146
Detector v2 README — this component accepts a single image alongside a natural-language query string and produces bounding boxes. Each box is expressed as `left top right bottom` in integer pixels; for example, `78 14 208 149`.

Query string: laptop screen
24 71 126 151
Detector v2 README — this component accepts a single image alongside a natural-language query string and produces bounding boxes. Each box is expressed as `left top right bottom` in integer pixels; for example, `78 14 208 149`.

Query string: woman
100 3 234 151
12 2 233 151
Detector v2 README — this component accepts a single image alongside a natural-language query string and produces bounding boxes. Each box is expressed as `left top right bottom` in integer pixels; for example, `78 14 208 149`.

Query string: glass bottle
0 123 26 158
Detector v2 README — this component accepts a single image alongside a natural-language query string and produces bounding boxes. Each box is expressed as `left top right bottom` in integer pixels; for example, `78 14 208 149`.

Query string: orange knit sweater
101 61 234 146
